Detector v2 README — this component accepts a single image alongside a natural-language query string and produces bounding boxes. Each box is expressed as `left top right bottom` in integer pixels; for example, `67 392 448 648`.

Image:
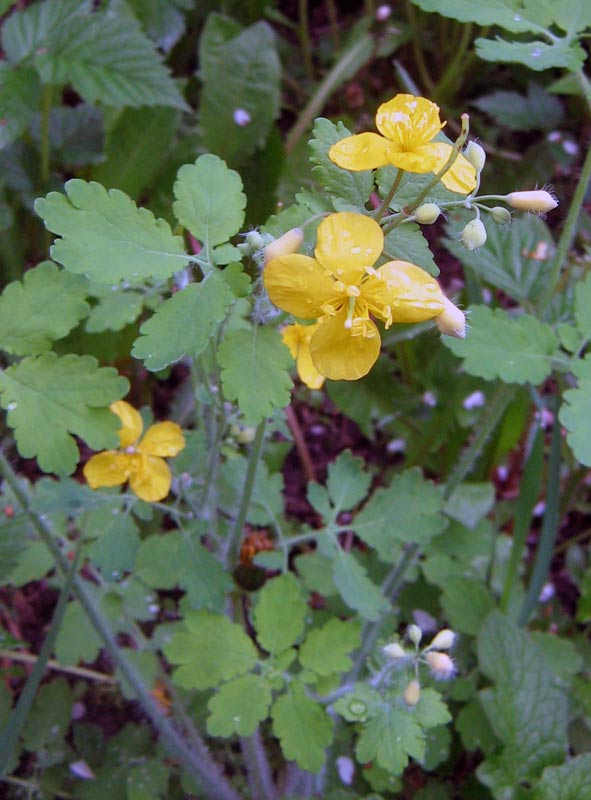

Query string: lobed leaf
253 574 307 655
558 356 591 467
299 619 362 677
475 37 586 71
533 754 591 800
207 674 272 737
271 683 332 773
309 119 374 209
332 548 389 620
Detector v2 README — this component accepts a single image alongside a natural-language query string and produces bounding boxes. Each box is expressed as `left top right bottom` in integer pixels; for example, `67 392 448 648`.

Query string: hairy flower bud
435 297 465 339
464 141 486 174
428 629 456 650
263 228 304 265
407 624 422 646
414 203 441 225
506 190 558 214
490 206 512 225
425 651 456 679
461 218 487 251
403 679 421 706
383 642 406 659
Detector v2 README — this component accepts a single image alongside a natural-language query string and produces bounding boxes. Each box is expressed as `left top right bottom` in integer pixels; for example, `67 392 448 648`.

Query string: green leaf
127 759 168 800
574 272 591 339
86 510 141 580
207 674 272 737
173 155 246 250
253 573 307 654
199 14 281 166
441 577 497 635
332 548 388 620
0 262 88 355
384 224 438 276
31 104 104 167
409 0 554 32
354 468 446 560
218 325 293 424
326 450 372 514
334 683 382 722
271 682 332 772
219 455 284 526
559 357 591 466
164 610 258 690
86 288 144 333
356 702 425 775
444 306 558 385
92 106 181 197
309 119 374 209
21 678 73 752
35 12 187 109
414 688 452 729
377 165 460 213
477 611 568 793
533 754 591 800
9 540 54 586
444 482 495 529
54 601 102 666
132 275 235 371
0 64 41 149
0 515 28 582
473 83 563 131
2 0 90 63
35 179 187 284
0 353 128 475
475 37 585 71
444 215 554 304
299 619 362 677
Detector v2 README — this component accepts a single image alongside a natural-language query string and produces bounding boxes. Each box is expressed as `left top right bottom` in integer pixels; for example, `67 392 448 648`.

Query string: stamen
344 296 357 330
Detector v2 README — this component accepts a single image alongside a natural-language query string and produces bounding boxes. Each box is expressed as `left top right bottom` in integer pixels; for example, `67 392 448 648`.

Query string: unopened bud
506 190 558 214
435 297 465 339
403 679 421 706
414 203 441 225
244 230 266 251
427 629 456 650
383 642 406 659
464 141 486 174
490 206 512 225
407 624 422 646
425 651 456 679
461 218 487 251
263 228 304 265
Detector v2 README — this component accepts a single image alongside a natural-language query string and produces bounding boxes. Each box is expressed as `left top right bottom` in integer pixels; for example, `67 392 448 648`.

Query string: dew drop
531 46 542 58
513 13 522 21
7 402 17 411
350 246 361 255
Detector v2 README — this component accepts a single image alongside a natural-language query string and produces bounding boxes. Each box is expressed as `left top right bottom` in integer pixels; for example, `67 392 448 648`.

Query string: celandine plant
0 67 589 800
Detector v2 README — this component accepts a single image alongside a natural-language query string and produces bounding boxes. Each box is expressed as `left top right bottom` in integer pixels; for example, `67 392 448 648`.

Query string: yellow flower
329 94 476 194
264 212 446 381
84 401 185 502
282 323 325 389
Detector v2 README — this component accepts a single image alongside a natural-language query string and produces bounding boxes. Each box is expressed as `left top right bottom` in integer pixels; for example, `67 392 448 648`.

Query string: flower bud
403 679 421 706
245 230 266 251
383 642 406 659
464 141 486 174
407 624 422 646
263 228 304 265
435 297 465 339
427 629 456 651
414 203 441 225
461 218 487 251
506 190 558 214
425 651 455 679
490 206 512 225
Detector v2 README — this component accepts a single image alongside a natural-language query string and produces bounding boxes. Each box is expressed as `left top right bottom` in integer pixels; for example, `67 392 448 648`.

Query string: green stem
374 169 402 222
0 450 242 800
434 23 473 102
298 0 315 84
224 419 267 568
285 33 374 154
404 0 434 91
40 84 53 185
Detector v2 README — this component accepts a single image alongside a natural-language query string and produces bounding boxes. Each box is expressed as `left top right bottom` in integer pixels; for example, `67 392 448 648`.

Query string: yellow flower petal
376 261 445 322
309 309 381 381
314 213 383 283
129 454 172 502
84 451 132 489
140 421 185 457
328 132 392 171
282 323 325 390
387 143 440 174
264 254 335 318
110 400 143 448
426 143 476 194
376 95 443 149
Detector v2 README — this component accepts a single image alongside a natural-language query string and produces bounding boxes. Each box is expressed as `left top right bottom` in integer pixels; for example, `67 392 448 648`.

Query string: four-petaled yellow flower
282 323 325 390
84 401 185 502
329 94 476 195
264 213 446 381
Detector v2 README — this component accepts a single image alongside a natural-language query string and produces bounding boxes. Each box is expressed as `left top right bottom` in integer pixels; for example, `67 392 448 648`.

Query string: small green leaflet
163 610 258 690
253 574 307 655
475 37 585 71
173 155 246 251
473 84 563 131
309 119 374 209
207 674 272 738
0 262 88 355
35 179 187 284
299 619 361 677
332 548 389 620
218 326 293 424
441 577 496 636
444 306 558 384
356 703 425 775
199 14 281 166
559 356 591 467
574 273 591 339
271 683 332 772
2 0 90 63
0 353 128 476
132 274 235 371
86 289 144 334
384 224 438 276
54 601 102 666
410 0 555 33
326 450 372 515
533 754 591 800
